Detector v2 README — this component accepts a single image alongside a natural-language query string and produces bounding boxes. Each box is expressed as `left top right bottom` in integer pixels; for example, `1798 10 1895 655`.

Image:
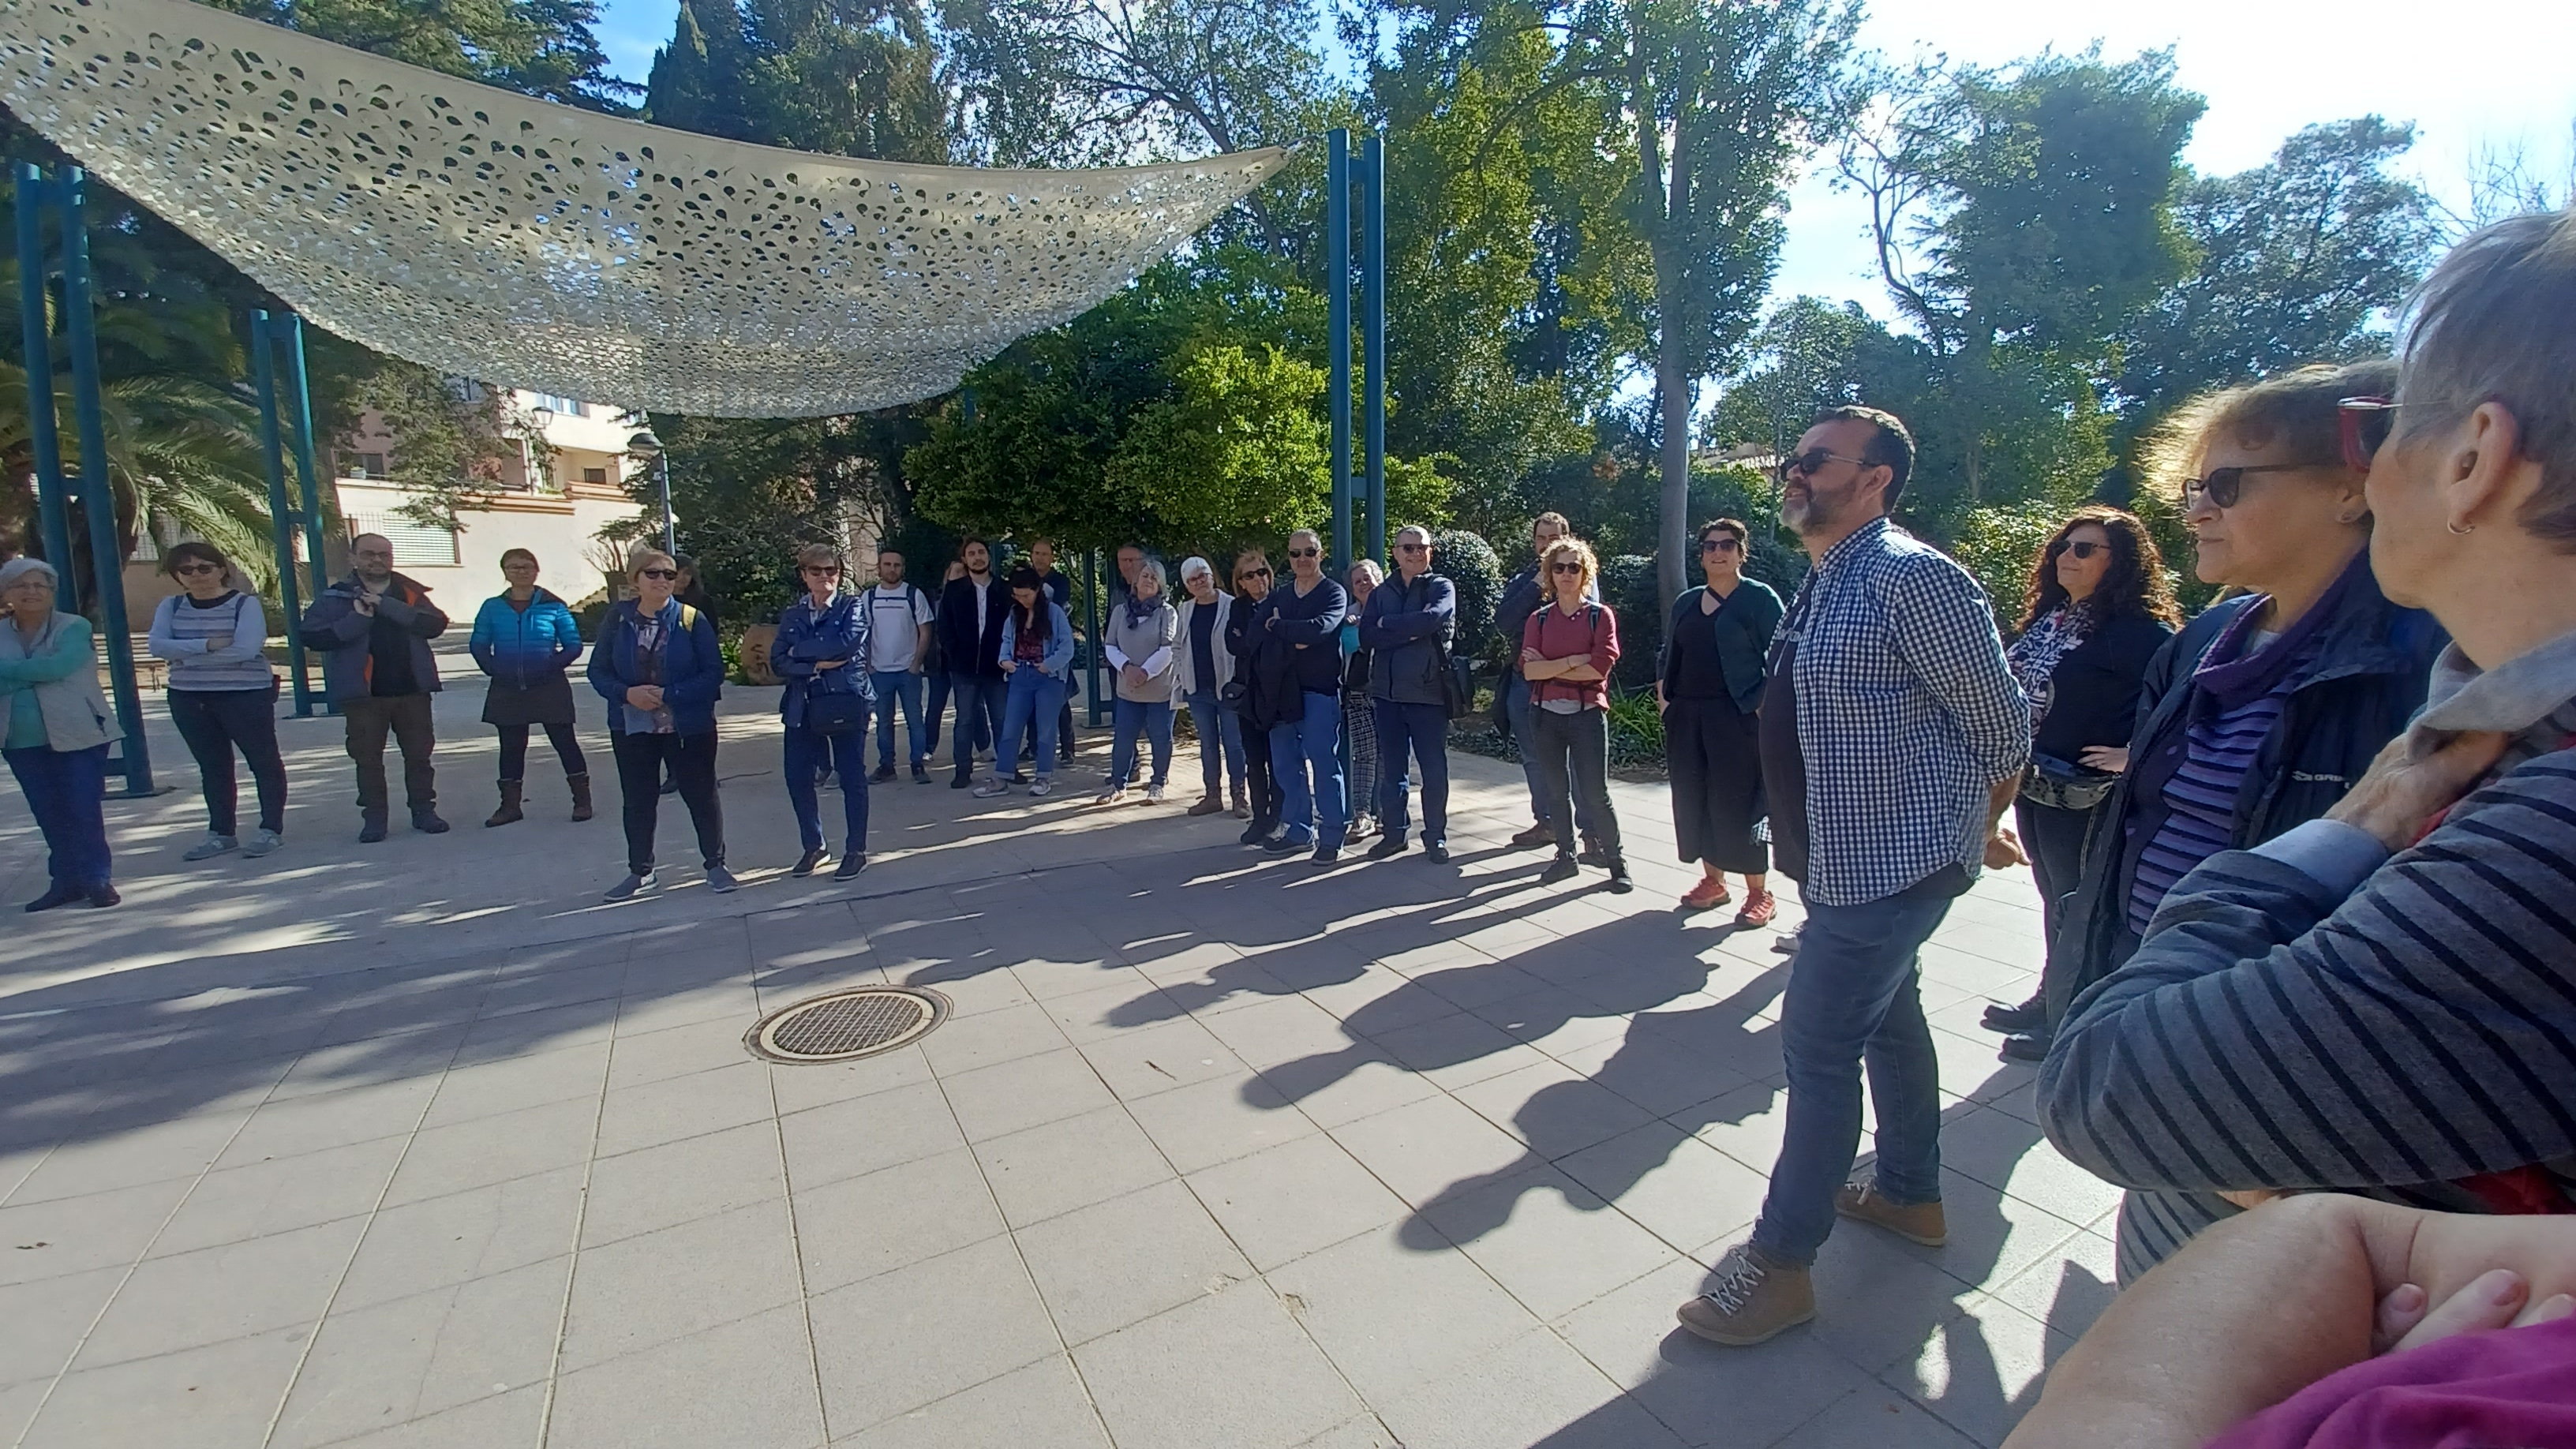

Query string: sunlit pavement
0 662 2115 1448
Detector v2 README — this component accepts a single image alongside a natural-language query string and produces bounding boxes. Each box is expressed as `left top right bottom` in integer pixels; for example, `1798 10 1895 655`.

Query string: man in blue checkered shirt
1680 405 2031 1346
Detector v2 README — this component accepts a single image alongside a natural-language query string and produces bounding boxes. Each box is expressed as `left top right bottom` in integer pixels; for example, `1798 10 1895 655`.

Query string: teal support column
1326 129 1351 576
251 312 314 716
280 313 331 607
1361 134 1387 567
56 168 157 795
15 163 74 614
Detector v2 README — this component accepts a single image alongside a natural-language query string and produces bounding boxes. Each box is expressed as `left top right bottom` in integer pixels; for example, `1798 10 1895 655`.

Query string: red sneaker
1680 878 1732 910
1735 889 1777 928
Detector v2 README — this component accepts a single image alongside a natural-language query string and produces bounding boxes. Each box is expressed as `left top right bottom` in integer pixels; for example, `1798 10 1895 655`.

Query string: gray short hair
2397 208 2576 545
1394 525 1432 546
1135 558 1166 595
0 556 60 591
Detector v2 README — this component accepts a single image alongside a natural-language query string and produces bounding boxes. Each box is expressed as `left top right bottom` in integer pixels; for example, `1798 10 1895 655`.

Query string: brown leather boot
567 772 594 822
1676 1244 1815 1346
1188 793 1226 817
1836 1183 1948 1246
484 781 524 828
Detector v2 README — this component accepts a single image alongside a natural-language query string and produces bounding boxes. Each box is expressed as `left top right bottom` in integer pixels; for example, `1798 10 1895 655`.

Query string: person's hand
2218 1188 2285 1210
910 662 924 676
1121 665 1146 689
815 657 845 670
1000 659 1017 674
2375 1267 2576 1354
350 592 376 617
2080 745 2129 773
624 685 664 710
2327 729 2512 852
1985 825 2028 870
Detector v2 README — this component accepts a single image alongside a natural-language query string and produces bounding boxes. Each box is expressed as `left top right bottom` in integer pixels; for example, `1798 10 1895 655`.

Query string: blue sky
590 0 2575 321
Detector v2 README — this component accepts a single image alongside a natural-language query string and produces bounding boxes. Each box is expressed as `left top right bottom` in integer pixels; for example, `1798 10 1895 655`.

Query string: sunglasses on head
638 567 680 580
1700 537 1740 554
1775 447 1868 483
2181 464 2316 511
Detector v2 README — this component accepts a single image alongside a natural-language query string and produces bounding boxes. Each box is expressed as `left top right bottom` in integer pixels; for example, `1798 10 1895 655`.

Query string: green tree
216 0 633 110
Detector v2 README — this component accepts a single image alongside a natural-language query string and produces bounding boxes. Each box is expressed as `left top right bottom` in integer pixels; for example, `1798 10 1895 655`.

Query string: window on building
347 517 459 567
342 451 388 480
529 394 585 417
581 466 608 485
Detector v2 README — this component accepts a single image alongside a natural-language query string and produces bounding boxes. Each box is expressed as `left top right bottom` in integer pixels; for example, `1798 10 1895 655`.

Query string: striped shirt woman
145 543 287 859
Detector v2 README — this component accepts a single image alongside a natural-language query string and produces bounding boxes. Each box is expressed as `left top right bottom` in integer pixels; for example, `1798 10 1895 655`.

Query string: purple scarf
2192 552 2368 717
2207 1312 2576 1448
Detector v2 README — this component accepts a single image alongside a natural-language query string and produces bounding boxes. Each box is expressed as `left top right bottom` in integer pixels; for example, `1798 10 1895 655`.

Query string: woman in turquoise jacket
468 549 589 826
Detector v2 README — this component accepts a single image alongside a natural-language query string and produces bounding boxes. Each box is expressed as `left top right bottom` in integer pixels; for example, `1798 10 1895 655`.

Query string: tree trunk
1631 6 1694 608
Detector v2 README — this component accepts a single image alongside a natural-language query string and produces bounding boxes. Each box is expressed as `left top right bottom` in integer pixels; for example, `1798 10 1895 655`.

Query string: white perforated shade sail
0 0 1287 416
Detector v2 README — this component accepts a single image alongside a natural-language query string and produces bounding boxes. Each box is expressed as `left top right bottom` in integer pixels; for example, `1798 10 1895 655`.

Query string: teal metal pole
1361 133 1387 567
1326 129 1351 576
15 163 74 614
280 313 331 601
251 312 313 716
56 167 155 794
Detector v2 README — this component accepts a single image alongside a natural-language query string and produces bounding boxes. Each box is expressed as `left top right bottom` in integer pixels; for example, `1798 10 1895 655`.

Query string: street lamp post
627 427 675 555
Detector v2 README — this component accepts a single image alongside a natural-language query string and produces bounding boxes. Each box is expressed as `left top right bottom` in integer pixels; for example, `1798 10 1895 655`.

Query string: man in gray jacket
298 534 451 841
1360 526 1458 862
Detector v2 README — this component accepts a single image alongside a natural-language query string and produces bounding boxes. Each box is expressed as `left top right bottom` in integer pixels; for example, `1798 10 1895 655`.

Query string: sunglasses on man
1774 448 1869 483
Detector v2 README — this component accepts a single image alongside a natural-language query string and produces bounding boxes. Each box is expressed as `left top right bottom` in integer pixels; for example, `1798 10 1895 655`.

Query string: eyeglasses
1548 561 1586 575
2059 541 2105 560
1776 448 1869 483
1699 537 1741 554
174 562 221 576
2338 396 2400 471
638 567 680 580
1287 548 1320 560
2181 464 2314 510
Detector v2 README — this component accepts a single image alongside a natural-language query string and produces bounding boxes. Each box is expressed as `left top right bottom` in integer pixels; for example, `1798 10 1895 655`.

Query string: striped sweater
2041 628 2576 1283
147 592 273 691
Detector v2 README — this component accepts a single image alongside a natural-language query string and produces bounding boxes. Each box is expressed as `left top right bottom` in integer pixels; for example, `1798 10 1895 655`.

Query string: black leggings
168 687 286 837
496 721 587 781
611 731 724 874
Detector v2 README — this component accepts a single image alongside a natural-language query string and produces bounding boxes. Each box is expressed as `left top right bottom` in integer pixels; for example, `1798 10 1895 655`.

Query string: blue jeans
1267 690 1346 848
947 673 1004 781
1109 698 1174 790
996 668 1066 777
869 669 928 769
1505 672 1593 838
6 743 113 887
1182 688 1245 796
783 724 870 854
1751 893 1954 1267
1372 698 1448 844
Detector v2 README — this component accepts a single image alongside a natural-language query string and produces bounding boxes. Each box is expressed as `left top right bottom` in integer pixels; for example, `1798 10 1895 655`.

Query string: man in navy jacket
1359 526 1458 861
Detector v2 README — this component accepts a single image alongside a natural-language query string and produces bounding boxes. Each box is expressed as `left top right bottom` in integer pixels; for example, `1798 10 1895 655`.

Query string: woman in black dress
1659 519 1784 927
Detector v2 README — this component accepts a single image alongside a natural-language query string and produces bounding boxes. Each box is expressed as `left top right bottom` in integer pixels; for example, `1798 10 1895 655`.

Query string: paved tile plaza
0 675 2118 1448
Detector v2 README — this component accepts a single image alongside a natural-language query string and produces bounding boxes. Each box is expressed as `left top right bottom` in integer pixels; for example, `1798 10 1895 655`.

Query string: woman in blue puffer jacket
469 549 589 827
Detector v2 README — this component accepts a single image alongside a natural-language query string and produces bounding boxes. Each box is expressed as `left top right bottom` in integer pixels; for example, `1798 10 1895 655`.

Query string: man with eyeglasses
1678 405 2030 1348
1358 526 1458 862
1495 511 1600 854
298 532 453 841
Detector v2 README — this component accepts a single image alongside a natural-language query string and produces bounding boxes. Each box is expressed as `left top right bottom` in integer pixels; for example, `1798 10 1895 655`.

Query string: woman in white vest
1171 556 1244 817
0 556 125 909
148 542 286 861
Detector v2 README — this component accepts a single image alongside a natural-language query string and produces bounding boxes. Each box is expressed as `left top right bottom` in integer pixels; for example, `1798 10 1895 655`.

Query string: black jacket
1228 593 1298 732
2031 612 2174 765
2041 567 2445 1022
938 575 1009 680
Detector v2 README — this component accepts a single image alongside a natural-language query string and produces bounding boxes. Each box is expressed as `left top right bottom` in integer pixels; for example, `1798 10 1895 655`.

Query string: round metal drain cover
745 987 949 1064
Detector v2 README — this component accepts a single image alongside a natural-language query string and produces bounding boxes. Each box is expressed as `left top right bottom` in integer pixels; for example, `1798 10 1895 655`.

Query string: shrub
1597 553 1664 690
1432 527 1502 657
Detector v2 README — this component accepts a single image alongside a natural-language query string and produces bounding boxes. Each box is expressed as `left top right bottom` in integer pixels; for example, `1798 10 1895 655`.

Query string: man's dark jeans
947 672 1005 781
343 692 436 817
1372 697 1449 845
1750 891 1953 1267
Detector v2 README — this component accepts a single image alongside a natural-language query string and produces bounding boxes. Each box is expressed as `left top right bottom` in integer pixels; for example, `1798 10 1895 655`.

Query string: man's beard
1780 477 1855 537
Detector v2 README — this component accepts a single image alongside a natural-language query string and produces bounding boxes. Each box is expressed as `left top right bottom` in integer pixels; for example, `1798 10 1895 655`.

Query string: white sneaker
182 833 238 862
242 828 284 858
1028 778 1053 797
972 780 1011 799
1145 784 1166 804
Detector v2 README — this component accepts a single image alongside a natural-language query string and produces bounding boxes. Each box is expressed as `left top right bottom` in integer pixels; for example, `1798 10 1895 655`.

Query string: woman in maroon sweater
1520 537 1631 892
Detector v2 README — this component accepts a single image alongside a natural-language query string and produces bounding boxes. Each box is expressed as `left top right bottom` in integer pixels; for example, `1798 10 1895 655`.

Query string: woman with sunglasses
1226 549 1282 840
1340 558 1384 842
1977 508 2180 1050
592 549 733 900
2027 359 2443 1082
148 542 288 861
468 549 590 829
1658 519 1782 923
1524 537 1631 891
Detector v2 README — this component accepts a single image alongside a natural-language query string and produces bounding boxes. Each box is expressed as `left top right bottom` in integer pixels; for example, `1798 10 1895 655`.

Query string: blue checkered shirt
1777 516 2030 906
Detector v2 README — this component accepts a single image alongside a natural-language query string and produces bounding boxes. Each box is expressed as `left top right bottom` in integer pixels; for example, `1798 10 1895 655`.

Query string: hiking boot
1677 1244 1814 1346
411 808 451 834
24 882 80 912
183 833 238 862
567 772 594 821
1230 784 1251 818
704 865 740 893
358 813 388 844
1540 852 1578 885
1735 889 1778 929
1189 793 1226 817
485 781 525 829
1509 823 1554 850
1983 994 2046 1035
1366 834 1407 861
792 847 830 878
605 871 657 901
1605 855 1634 894
243 828 284 858
1425 841 1451 863
1836 1184 1948 1247
834 852 867 881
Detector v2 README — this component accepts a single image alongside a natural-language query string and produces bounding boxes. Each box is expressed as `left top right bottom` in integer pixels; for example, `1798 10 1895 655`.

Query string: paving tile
901 962 1033 1019
1195 995 1353 1069
212 1076 441 1168
1014 1178 1252 1346
1938 1109 2124 1230
1876 1170 2087 1298
794 1146 1007 1295
151 1133 410 1256
1372 1327 1685 1449
6 1109 253 1206
1413 1164 1682 1320
380 1097 599 1208
605 1018 758 1096
1287 1416 1403 1449
1327 1094 1532 1207
1554 1124 1771 1256
1682 1079 1792 1177
77 1215 366 1367
1801 1228 1976 1376
1263 1225 1534 1404
19 1324 309 1449
938 1047 1117 1143
777 1080 965 1192
972 1103 1173 1229
0 1176 195 1286
267 1025 469 1102
810 1234 1061 1432
1552 1260 1868 1449
582 1119 788 1248
609 983 760 1040
1766 1383 1980 1448
1186 1135 1410 1272
546 1304 825 1449
418 1039 608 1129
453 1000 618 1061
333 1166 585 1309
477 961 626 1020
1123 1072 1317 1175
593 1058 777 1158
0 1264 125 1391
1882 1290 2061 1447
559 1199 803 1372
832 1353 1108 1449
268 1256 567 1449
1361 1011 1544 1089
766 1043 934 1117
1451 1058 1658 1161
1076 1017 1242 1101
1074 1280 1363 1449
1980 1229 2116 1346
303 1383 547 1448
1552 1031 1765 1118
